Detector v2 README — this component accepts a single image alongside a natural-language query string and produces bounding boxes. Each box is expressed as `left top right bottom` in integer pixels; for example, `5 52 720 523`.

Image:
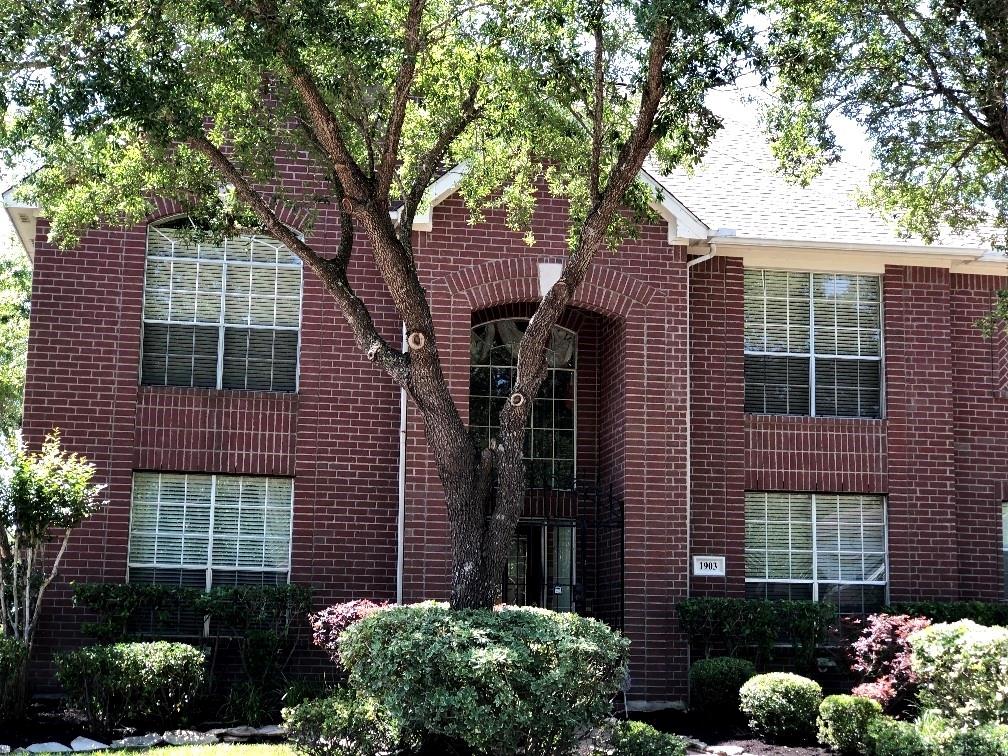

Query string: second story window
744 270 882 418
141 218 303 392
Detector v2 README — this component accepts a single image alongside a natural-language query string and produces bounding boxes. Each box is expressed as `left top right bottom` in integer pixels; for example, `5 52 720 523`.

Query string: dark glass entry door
504 522 576 611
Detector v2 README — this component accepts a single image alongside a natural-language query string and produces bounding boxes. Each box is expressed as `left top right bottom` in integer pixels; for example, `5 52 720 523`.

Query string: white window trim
743 269 887 419
745 492 890 606
126 471 295 592
141 220 305 393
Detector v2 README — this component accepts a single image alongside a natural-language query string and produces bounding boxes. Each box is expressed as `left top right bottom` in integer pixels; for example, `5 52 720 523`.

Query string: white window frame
141 219 304 392
469 318 577 489
744 269 886 418
126 471 295 591
744 492 890 607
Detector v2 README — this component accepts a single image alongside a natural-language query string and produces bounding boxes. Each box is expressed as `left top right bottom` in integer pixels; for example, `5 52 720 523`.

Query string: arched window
469 318 576 489
141 217 302 392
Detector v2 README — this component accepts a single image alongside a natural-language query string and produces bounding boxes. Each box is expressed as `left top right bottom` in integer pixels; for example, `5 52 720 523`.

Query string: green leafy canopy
764 0 1008 248
0 0 759 248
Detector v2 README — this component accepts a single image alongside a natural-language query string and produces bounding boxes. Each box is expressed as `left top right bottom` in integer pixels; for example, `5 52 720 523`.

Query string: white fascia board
708 235 1008 275
2 185 39 263
638 167 709 244
408 164 709 246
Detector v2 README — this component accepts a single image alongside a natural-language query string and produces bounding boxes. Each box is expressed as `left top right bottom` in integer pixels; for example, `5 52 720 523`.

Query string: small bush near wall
848 613 931 713
0 636 27 720
309 600 388 668
910 621 1008 727
817 694 882 755
887 601 1008 627
283 693 412 756
341 602 629 756
72 582 312 723
607 721 687 756
56 641 206 732
739 672 822 744
676 598 836 671
688 656 756 719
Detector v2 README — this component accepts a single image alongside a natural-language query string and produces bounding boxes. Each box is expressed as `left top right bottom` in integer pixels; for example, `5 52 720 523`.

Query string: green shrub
0 636 27 719
675 597 835 670
56 641 206 731
868 712 1008 756
608 721 686 756
341 602 629 756
689 656 756 718
909 620 1008 727
738 672 822 743
817 694 882 755
283 693 412 756
888 601 1008 627
868 717 928 756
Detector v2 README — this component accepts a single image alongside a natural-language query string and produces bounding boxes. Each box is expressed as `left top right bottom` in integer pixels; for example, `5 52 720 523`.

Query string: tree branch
187 133 411 386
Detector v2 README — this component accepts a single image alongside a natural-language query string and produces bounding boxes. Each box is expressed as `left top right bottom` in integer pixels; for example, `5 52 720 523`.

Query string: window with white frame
744 270 882 417
142 218 302 392
127 472 293 589
745 492 888 613
1003 502 1007 599
469 319 577 489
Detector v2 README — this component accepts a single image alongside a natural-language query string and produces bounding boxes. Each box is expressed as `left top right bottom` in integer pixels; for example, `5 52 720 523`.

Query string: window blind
128 472 293 589
744 270 882 417
745 491 887 613
142 222 302 392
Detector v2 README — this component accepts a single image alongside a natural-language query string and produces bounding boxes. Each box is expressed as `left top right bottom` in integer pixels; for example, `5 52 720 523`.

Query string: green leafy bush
675 597 835 670
607 720 686 756
817 694 882 755
868 717 928 756
341 602 629 756
72 581 312 723
56 641 206 731
739 672 822 743
870 711 1008 756
283 693 412 756
888 601 1008 627
689 656 756 718
909 620 1008 727
0 636 27 719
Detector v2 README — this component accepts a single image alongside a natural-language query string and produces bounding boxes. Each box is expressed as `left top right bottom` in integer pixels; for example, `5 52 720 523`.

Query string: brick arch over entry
443 257 656 320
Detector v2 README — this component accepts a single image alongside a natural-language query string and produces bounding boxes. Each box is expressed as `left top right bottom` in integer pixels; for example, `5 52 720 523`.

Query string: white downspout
397 322 407 605
684 248 715 600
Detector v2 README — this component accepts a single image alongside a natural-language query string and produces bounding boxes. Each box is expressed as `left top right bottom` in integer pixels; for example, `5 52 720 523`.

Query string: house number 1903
692 556 726 577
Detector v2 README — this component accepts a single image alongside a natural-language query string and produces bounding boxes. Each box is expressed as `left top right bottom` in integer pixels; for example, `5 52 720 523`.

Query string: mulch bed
635 708 830 756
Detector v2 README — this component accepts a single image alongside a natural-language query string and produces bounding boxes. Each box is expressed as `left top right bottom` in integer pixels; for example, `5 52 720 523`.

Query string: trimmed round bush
309 599 388 667
689 656 756 718
609 721 686 756
739 672 822 743
283 693 412 756
56 641 205 730
817 694 882 755
340 601 630 756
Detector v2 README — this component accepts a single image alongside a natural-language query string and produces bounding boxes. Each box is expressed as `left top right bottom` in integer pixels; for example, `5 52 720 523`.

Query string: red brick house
5 117 1008 702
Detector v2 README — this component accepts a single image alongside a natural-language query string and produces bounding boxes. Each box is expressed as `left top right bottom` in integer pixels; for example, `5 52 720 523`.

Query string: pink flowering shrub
310 599 389 666
849 613 930 713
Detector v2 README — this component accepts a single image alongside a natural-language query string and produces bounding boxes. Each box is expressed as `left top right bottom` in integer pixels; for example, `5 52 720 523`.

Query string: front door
504 522 576 611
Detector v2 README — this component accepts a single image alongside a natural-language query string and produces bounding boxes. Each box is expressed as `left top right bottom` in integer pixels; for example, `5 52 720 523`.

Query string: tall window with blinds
142 218 302 392
127 472 293 589
744 270 882 417
745 492 888 613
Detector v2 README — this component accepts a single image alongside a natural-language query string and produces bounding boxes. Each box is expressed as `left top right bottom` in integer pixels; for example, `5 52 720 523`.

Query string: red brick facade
18 185 1008 700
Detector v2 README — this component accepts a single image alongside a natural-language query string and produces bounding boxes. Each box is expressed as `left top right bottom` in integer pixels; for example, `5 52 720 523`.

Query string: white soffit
2 184 38 263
